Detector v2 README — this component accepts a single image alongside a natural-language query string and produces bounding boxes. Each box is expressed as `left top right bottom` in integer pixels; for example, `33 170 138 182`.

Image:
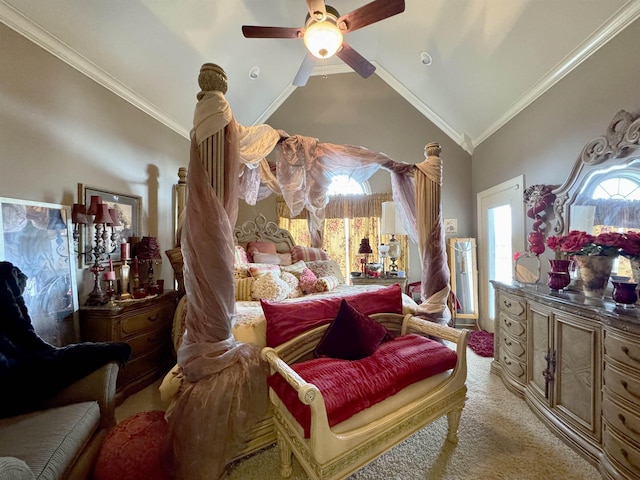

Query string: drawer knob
502 355 512 366
621 346 640 364
618 413 640 437
503 301 512 308
621 380 640 401
147 314 159 323
503 337 512 347
503 319 512 328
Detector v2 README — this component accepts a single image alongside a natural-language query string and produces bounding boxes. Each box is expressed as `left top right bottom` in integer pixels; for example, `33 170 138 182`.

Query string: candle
120 242 130 260
103 271 116 281
109 259 113 272
133 256 139 274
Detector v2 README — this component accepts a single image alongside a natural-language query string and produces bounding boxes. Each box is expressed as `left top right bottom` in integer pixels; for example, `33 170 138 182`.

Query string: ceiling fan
242 0 405 86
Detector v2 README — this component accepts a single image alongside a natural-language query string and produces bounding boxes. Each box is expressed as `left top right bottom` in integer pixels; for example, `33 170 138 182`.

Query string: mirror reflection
447 238 478 327
514 252 541 285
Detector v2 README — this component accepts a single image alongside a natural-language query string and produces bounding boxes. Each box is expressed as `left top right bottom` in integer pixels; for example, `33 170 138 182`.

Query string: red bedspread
268 334 457 437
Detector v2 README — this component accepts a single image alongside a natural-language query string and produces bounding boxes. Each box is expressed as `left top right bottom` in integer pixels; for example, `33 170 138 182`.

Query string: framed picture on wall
0 197 79 346
78 184 142 267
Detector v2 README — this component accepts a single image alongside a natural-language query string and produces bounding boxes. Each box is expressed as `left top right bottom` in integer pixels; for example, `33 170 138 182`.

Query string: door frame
477 175 525 331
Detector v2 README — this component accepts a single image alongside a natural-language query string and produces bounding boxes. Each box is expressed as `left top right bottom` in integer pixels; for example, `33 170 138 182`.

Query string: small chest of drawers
79 291 179 402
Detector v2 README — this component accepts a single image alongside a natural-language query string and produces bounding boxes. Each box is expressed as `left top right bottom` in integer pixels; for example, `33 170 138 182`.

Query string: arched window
327 175 370 196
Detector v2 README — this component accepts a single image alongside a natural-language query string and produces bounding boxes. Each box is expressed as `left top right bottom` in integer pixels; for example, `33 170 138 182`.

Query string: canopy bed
164 63 466 480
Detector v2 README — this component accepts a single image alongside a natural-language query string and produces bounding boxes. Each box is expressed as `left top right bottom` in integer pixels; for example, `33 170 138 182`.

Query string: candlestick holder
119 259 132 300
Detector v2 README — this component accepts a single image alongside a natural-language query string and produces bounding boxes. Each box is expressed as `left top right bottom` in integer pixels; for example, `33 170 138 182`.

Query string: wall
0 23 190 299
473 17 640 242
238 72 473 282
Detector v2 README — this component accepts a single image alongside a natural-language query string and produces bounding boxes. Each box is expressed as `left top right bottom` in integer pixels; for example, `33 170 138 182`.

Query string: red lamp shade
86 195 103 215
71 204 89 224
93 204 112 224
108 208 121 226
357 238 373 254
138 236 162 260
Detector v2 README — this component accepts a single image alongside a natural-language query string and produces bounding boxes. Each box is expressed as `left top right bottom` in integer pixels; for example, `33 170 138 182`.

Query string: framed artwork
0 197 79 346
78 184 142 266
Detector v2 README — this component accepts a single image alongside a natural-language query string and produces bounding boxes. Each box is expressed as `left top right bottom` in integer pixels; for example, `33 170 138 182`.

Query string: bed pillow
291 245 329 263
234 263 251 279
278 252 293 266
235 277 254 301
314 300 390 360
234 245 249 264
299 268 318 294
247 240 277 262
251 273 290 301
280 260 307 279
314 275 339 292
252 252 281 265
281 271 302 298
262 283 403 347
306 260 345 284
249 263 281 278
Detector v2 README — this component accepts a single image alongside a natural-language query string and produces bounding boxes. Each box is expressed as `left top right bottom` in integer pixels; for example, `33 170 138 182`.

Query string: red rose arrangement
546 230 625 258
621 231 640 259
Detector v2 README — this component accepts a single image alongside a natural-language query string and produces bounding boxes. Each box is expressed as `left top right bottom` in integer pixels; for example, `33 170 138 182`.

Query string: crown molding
0 0 190 139
475 0 640 147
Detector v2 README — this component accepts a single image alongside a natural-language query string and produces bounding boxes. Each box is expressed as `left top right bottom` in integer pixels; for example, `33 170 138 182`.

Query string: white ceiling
2 0 640 153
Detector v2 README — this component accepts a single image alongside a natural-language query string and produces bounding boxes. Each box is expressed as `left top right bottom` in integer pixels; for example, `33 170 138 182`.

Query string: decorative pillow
234 263 251 279
298 268 318 294
234 245 249 264
314 300 390 360
278 252 293 266
251 273 290 301
280 271 302 298
252 252 281 264
280 260 307 279
246 240 277 262
314 275 339 292
291 245 329 263
249 263 281 278
262 283 403 347
306 259 345 284
235 277 254 301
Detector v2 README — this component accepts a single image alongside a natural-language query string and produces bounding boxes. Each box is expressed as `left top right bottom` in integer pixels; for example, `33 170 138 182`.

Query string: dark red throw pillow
314 299 389 360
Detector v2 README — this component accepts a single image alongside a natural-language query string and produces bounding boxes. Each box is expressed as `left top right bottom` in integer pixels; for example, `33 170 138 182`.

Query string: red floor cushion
94 410 172 480
268 334 458 437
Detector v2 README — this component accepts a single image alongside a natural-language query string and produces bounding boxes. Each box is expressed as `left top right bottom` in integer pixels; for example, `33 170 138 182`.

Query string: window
278 176 408 279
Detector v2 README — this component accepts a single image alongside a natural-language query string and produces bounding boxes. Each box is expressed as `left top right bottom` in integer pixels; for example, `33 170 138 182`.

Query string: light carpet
116 351 602 480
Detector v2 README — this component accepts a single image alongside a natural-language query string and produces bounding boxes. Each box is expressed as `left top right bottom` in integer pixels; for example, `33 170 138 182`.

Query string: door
477 176 525 332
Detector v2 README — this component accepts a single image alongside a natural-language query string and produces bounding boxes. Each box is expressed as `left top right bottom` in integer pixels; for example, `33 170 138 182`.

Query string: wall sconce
72 195 120 306
381 202 406 273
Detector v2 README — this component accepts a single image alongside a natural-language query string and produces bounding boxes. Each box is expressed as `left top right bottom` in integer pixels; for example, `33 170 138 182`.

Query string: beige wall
0 24 189 298
473 17 640 244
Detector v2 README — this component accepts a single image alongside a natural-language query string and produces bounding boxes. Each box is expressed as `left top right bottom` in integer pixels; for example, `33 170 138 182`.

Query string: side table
350 275 408 291
79 290 179 403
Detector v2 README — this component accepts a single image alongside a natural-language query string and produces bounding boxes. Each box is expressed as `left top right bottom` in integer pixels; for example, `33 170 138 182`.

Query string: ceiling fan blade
336 42 376 78
242 25 303 39
306 0 327 21
293 53 317 87
338 0 405 34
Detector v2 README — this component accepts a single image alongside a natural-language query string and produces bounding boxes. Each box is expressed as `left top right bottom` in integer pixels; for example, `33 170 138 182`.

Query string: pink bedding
267 333 458 437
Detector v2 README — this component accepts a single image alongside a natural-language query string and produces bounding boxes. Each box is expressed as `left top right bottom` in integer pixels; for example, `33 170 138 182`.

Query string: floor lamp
381 202 406 273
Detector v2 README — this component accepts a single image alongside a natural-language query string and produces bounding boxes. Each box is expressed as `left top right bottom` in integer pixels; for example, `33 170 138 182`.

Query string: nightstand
350 275 407 291
79 291 179 403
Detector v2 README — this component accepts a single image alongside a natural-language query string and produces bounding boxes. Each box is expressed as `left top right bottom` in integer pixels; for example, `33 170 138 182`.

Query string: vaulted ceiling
2 0 639 153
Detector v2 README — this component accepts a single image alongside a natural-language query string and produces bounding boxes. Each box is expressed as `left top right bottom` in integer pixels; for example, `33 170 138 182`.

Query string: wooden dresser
79 291 179 403
491 281 640 480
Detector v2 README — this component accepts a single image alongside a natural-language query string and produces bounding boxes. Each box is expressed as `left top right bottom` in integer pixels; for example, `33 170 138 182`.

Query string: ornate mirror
447 238 479 328
552 111 640 277
513 251 541 285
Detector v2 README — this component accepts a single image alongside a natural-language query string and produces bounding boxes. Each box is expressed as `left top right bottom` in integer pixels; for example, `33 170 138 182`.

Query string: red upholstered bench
261 312 469 480
268 334 457 438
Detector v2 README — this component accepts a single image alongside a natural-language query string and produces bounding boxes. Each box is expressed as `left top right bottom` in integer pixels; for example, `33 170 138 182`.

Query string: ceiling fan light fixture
303 20 343 59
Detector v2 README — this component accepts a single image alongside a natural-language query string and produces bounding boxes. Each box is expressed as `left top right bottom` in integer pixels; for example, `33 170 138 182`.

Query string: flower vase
547 259 571 292
574 255 616 299
612 281 638 308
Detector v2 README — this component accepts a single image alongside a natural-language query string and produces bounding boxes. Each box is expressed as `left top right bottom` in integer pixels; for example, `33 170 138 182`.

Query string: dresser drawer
499 332 526 360
127 325 172 358
603 397 640 444
498 311 526 339
603 362 640 407
118 346 172 386
604 425 640 478
604 331 640 370
496 344 526 381
497 292 526 318
120 306 173 336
